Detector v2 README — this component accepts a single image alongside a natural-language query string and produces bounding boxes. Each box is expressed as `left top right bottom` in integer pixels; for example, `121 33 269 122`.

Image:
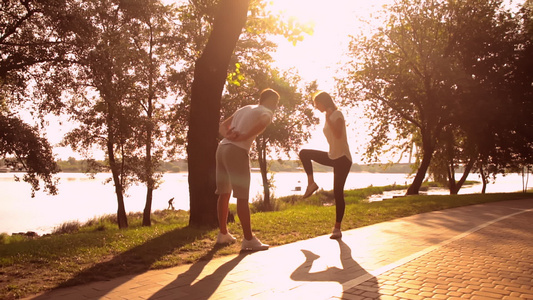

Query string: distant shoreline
53 158 425 174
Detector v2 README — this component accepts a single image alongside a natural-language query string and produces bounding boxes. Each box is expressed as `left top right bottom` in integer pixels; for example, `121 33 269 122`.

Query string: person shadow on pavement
290 239 381 299
147 245 249 300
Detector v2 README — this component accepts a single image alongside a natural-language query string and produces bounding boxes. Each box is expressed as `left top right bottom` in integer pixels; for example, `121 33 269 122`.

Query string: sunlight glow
268 0 392 91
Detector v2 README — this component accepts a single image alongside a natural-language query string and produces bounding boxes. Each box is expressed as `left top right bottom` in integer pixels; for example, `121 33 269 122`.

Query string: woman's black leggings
299 149 351 223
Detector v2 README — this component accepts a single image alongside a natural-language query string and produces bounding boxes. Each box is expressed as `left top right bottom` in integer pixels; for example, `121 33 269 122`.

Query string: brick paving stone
446 291 462 297
457 288 474 294
377 288 397 296
379 296 399 300
419 286 434 292
418 291 434 297
393 292 424 300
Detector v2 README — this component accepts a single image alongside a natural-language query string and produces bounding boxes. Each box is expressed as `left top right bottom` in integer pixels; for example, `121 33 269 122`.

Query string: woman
299 91 352 239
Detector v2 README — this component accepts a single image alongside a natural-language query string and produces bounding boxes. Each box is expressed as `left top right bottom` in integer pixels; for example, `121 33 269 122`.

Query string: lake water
0 172 527 235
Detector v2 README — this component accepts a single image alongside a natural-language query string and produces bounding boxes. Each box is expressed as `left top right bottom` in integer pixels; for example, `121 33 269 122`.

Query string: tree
119 0 185 226
341 0 457 195
501 1 533 177
187 0 250 227
340 0 530 195
513 1 533 189
55 0 187 229
1 0 72 93
0 114 59 196
61 0 153 229
440 0 532 193
1 0 78 195
429 126 475 194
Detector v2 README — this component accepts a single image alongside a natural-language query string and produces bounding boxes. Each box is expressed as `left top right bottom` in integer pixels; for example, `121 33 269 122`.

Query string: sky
268 0 392 91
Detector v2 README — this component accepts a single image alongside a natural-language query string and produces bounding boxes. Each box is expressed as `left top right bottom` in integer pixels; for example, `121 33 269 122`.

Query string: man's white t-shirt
323 110 352 162
220 104 273 153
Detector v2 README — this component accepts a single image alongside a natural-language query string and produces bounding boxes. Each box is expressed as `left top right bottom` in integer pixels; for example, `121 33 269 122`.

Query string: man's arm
232 113 271 142
219 115 236 139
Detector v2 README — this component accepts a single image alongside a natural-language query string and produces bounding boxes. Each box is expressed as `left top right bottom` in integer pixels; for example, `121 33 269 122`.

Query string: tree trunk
143 34 155 227
406 141 434 195
257 137 271 211
143 128 153 226
107 140 128 229
521 166 530 193
260 168 270 210
450 159 474 195
143 116 153 226
480 164 487 194
143 121 154 226
105 95 128 229
143 187 153 226
187 0 250 228
447 162 457 195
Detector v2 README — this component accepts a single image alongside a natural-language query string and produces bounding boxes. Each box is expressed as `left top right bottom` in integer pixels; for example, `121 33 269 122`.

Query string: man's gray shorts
215 143 250 199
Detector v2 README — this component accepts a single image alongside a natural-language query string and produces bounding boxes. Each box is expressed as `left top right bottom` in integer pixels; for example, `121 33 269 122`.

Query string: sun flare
267 0 392 91
266 0 394 159
269 0 380 89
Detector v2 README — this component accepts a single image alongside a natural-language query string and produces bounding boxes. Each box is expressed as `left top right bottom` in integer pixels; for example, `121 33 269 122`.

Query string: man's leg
217 193 232 234
236 198 253 240
237 197 269 251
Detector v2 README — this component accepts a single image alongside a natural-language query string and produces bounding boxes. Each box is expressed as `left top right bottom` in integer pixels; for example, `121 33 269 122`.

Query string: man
167 197 175 210
215 88 280 251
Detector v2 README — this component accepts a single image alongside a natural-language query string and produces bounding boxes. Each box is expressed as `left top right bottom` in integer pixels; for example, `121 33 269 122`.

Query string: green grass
0 187 531 299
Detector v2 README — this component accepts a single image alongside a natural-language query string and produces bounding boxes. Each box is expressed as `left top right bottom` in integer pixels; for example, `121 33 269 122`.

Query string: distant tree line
55 158 420 174
56 158 188 173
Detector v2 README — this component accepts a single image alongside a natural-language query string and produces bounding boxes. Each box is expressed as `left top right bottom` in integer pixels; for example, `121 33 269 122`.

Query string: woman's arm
326 110 344 139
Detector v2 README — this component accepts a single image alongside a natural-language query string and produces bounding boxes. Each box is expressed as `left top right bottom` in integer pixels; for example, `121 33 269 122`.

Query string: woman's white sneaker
241 236 269 251
216 232 236 244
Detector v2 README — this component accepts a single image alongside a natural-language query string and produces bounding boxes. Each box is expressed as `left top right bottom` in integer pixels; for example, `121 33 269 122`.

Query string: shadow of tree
33 226 212 299
148 248 249 299
291 239 381 299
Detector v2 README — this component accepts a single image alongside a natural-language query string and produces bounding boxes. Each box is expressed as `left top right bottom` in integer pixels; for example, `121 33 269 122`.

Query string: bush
0 232 38 244
52 221 81 235
250 194 287 213
0 232 9 244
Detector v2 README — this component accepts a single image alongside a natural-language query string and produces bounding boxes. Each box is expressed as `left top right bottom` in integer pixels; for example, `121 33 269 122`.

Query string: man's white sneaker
216 232 236 244
330 228 342 239
241 236 269 251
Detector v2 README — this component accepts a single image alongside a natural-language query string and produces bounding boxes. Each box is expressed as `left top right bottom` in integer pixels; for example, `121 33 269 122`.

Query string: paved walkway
27 199 533 300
